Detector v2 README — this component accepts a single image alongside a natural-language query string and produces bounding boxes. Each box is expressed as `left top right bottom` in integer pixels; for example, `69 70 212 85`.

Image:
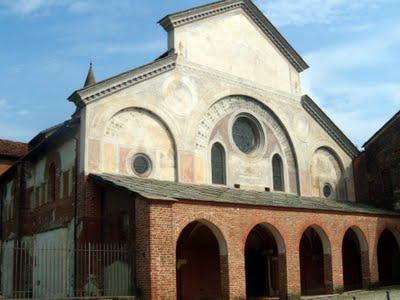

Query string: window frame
211 142 227 185
272 154 285 192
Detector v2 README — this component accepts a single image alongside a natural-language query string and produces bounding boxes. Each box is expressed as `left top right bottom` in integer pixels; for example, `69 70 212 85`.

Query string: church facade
1 1 400 299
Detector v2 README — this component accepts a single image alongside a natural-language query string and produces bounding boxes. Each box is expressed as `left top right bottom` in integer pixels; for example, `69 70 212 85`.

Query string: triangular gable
159 0 308 73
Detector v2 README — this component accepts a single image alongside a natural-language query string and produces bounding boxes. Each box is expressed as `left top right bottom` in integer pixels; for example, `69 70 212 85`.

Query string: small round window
323 184 332 198
232 116 261 154
132 154 152 177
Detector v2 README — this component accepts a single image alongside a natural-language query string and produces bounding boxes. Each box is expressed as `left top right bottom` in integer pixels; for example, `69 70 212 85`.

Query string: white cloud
256 0 393 26
0 0 64 15
301 25 400 147
68 1 91 13
17 109 30 116
0 99 8 108
71 39 165 57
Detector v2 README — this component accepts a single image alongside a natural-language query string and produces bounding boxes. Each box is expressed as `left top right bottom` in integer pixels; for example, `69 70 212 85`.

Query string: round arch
377 227 400 286
342 226 369 290
299 225 333 295
307 224 332 254
176 219 229 299
103 107 179 180
315 146 345 173
343 225 369 252
195 94 300 194
311 146 346 200
177 219 228 256
244 222 287 298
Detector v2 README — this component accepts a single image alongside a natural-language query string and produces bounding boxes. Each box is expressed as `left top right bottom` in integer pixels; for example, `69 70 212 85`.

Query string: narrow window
48 163 57 202
272 154 284 191
211 143 226 185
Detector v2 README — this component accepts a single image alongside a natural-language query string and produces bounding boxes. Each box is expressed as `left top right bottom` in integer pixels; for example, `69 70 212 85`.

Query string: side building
354 111 400 210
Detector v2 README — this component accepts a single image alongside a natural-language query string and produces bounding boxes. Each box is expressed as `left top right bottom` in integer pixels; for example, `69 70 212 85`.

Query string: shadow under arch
315 146 345 173
244 222 288 299
311 146 348 200
299 224 333 296
377 227 400 286
104 106 179 181
196 94 301 195
176 219 229 299
342 226 370 290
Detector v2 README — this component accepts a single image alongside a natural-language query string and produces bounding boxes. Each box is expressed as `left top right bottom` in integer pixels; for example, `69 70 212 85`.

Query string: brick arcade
1 0 400 299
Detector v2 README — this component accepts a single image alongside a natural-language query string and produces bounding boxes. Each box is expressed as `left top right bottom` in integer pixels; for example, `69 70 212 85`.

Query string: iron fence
2 240 134 299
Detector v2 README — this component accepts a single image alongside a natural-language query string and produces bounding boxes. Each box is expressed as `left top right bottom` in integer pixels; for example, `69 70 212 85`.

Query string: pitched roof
363 110 400 148
159 0 309 72
301 95 359 158
0 139 29 159
90 173 399 217
68 54 177 107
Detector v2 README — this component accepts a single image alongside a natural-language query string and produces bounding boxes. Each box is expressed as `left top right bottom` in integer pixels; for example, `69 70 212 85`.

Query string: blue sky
0 0 399 148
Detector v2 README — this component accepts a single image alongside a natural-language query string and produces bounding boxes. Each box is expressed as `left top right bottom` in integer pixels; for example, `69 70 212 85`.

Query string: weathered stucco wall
169 10 301 96
83 8 355 200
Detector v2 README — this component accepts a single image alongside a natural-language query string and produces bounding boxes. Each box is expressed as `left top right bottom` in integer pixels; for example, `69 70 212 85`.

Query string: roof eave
302 95 359 158
362 110 400 148
158 0 309 72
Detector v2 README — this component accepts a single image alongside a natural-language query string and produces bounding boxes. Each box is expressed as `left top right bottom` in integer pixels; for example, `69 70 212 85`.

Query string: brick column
227 237 246 299
327 252 339 294
286 248 301 299
148 201 175 299
278 253 288 299
369 244 380 287
361 250 371 288
220 254 230 299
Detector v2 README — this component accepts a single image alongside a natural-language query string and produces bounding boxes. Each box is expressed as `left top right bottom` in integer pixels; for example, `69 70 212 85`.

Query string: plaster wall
83 8 355 200
169 10 301 96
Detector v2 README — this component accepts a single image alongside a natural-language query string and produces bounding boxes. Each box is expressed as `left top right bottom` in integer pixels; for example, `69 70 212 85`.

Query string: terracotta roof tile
0 139 29 158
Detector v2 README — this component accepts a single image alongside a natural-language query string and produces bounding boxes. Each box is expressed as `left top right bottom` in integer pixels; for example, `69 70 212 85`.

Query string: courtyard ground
302 286 400 299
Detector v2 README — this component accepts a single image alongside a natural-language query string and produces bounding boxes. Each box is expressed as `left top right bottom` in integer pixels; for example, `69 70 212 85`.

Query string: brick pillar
135 199 177 300
369 243 380 287
227 238 246 299
278 253 288 299
286 248 301 299
329 249 342 294
220 254 230 299
361 250 371 288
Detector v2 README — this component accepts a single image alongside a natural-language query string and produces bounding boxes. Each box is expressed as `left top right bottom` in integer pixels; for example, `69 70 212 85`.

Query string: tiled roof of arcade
91 173 399 217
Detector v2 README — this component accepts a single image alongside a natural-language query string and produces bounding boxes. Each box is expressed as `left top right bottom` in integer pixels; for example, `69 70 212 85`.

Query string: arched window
211 143 226 185
48 163 56 202
272 154 284 192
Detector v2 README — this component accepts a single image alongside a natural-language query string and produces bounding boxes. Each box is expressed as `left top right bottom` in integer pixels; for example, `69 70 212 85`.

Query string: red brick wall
134 199 400 300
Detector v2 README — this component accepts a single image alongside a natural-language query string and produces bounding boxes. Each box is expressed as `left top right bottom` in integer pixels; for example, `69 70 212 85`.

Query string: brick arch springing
176 219 229 299
342 226 370 290
377 227 400 286
244 222 287 299
299 224 333 295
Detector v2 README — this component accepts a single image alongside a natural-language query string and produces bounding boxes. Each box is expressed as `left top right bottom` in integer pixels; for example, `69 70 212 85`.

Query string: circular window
323 184 332 198
132 154 152 177
232 116 261 154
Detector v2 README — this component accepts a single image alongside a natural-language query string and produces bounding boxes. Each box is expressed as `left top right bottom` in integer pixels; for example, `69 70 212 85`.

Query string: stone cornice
68 54 178 107
301 95 359 158
159 0 309 72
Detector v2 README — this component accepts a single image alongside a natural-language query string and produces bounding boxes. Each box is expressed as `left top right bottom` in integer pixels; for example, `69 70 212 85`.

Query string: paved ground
301 286 400 299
